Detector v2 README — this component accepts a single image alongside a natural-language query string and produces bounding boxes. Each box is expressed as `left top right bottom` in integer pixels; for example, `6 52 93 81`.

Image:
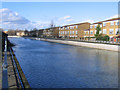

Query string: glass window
103 29 107 34
90 31 93 34
76 25 78 29
111 22 114 26
73 31 74 34
67 31 69 34
76 31 78 34
90 25 93 29
103 23 106 26
95 25 97 28
115 29 118 35
109 29 114 35
88 31 89 34
116 22 119 26
63 31 64 34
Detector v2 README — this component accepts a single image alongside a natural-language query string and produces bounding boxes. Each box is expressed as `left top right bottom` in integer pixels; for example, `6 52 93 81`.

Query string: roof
60 22 90 27
92 17 120 24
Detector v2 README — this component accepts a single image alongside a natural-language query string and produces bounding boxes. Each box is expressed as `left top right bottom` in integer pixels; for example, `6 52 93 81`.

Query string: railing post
2 36 8 89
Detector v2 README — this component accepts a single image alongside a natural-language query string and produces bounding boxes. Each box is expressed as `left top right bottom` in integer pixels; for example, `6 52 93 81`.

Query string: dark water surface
8 37 118 88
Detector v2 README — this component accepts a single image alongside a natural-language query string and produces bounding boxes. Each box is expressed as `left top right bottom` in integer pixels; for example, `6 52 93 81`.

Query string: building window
73 31 74 34
67 31 69 34
109 29 114 35
115 29 119 35
103 23 106 26
70 26 74 29
103 29 107 34
63 31 64 34
115 28 120 35
84 31 86 35
65 31 67 34
76 31 78 34
76 25 78 29
116 22 119 26
90 25 93 29
88 31 89 34
100 24 102 27
95 25 97 28
90 31 93 35
111 22 114 26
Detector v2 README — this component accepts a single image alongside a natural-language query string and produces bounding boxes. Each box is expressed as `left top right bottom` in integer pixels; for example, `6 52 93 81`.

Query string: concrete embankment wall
39 38 119 52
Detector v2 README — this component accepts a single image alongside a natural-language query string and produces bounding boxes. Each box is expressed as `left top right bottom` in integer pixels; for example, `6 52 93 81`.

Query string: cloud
0 8 51 30
0 8 119 30
63 16 71 19
0 8 30 24
58 16 71 21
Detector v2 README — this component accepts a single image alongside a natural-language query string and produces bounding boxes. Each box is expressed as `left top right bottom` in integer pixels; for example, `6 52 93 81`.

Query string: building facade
59 22 90 40
89 18 120 41
43 27 59 38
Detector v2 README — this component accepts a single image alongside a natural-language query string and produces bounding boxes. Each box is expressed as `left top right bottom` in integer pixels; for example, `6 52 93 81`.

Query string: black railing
2 37 8 88
9 47 31 89
9 48 25 89
29 37 120 45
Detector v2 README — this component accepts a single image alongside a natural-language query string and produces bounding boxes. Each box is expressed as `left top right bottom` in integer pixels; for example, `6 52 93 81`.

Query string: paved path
1 51 21 89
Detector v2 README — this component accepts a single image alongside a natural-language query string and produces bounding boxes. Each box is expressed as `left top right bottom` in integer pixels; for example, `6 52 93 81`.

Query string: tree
94 24 101 38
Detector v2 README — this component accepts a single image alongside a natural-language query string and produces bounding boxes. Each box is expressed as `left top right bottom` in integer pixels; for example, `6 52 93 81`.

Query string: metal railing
9 48 25 89
31 37 120 45
2 37 8 88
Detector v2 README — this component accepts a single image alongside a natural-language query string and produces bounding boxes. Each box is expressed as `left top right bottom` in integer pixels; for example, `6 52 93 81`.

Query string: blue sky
1 2 118 30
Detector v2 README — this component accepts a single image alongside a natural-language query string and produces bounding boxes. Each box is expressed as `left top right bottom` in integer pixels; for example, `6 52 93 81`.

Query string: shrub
96 34 109 41
102 35 109 41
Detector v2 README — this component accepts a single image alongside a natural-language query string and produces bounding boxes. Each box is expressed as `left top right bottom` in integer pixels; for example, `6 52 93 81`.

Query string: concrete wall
40 38 119 52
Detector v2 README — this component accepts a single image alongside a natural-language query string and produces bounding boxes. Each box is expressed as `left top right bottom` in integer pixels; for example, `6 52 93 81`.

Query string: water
8 37 118 88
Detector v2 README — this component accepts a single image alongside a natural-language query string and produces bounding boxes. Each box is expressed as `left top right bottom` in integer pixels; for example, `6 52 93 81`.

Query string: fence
2 36 31 89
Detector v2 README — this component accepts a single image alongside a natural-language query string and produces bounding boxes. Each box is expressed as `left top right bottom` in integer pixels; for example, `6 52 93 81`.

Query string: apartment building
43 27 59 38
102 18 120 39
37 29 44 37
83 29 90 40
43 28 53 37
89 18 120 41
59 22 90 40
89 22 102 40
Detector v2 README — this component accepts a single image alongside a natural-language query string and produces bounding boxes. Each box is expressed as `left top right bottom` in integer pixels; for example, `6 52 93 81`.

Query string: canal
8 37 118 88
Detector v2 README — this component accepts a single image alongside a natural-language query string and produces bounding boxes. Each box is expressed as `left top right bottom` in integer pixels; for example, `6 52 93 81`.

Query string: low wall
39 38 119 52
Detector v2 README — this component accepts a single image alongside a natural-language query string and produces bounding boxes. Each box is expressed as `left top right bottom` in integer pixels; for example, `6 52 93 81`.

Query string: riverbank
29 37 119 52
1 33 30 89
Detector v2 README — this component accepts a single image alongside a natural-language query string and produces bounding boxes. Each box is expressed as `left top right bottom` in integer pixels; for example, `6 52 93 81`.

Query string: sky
0 2 118 30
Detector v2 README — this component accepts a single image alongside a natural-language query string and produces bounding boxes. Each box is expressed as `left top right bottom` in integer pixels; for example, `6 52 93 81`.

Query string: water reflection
9 37 118 88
